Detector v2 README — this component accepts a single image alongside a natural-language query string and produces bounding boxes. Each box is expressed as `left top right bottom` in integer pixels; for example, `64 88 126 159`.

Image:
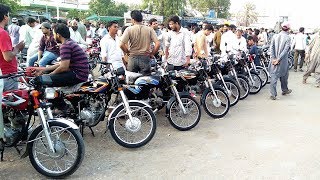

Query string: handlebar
0 72 27 80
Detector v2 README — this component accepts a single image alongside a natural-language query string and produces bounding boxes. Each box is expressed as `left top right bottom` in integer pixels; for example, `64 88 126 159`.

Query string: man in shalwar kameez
302 31 320 87
269 22 292 100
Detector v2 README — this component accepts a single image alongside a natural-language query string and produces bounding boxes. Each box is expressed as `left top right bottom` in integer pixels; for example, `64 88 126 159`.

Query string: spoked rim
256 69 268 86
113 106 154 145
169 97 200 128
32 126 79 174
238 78 249 99
249 74 262 93
225 82 239 105
205 90 229 116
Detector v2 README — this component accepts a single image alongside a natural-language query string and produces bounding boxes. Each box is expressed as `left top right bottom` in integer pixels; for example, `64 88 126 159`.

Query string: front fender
107 100 152 122
48 118 79 130
165 92 190 114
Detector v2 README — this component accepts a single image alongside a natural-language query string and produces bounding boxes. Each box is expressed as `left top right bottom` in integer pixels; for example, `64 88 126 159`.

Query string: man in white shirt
69 20 88 50
19 17 36 54
234 29 247 52
97 23 107 38
220 24 237 56
165 15 192 70
292 27 307 72
100 20 125 69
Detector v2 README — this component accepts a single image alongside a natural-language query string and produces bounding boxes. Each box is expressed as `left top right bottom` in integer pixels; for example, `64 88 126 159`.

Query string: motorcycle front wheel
202 87 230 119
108 101 157 148
28 121 85 178
168 95 201 131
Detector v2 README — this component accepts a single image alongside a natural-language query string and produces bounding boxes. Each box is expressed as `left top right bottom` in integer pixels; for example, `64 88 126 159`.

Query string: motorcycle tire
168 95 201 131
248 72 263 94
201 87 230 119
217 78 240 107
236 75 250 100
253 66 269 87
28 121 85 178
108 101 156 148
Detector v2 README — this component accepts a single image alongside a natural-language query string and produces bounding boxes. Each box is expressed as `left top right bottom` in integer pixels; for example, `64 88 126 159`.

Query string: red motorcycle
0 71 85 178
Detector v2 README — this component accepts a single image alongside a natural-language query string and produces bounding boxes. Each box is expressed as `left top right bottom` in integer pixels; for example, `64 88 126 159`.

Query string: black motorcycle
123 61 201 131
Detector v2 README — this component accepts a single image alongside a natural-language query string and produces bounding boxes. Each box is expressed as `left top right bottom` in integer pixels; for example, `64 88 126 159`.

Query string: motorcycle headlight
45 88 57 99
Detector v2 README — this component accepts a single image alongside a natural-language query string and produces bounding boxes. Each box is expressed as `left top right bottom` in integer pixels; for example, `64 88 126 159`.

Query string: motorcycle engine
3 108 28 146
148 89 164 109
79 95 106 127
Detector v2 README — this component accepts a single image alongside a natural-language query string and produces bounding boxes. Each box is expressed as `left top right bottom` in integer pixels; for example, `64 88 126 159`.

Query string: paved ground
0 69 319 179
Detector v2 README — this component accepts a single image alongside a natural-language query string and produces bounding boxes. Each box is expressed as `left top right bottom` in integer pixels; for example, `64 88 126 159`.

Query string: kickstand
15 146 21 155
80 124 84 137
89 127 95 137
0 150 3 161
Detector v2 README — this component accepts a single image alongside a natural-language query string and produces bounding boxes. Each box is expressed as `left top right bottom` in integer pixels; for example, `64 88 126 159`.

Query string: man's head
131 10 143 24
281 21 290 32
236 29 243 39
247 28 253 35
202 21 208 30
12 17 18 24
0 4 10 25
247 36 255 46
159 23 164 30
299 27 305 33
40 22 51 35
26 17 36 28
149 18 158 30
203 24 213 36
168 16 181 32
53 23 70 43
230 24 237 33
99 23 105 29
70 20 78 31
107 20 119 36
223 24 230 33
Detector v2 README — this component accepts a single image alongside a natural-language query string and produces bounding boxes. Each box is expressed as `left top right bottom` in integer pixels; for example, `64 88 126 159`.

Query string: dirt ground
1 70 320 179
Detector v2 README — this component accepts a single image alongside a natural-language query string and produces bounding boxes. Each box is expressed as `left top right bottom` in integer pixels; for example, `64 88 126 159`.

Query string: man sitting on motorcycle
31 23 89 87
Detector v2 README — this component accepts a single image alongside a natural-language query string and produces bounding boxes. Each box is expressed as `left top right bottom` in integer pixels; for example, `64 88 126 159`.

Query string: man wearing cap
27 22 59 67
268 21 292 100
7 17 20 46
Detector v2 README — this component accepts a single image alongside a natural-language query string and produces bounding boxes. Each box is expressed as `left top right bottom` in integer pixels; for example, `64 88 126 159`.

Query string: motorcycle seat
57 83 85 94
126 71 143 84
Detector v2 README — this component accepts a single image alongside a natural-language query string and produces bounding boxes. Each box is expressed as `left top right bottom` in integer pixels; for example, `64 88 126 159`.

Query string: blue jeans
27 51 58 67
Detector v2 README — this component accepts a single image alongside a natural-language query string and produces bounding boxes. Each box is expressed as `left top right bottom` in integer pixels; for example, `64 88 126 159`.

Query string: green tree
66 9 90 21
235 2 258 27
142 0 187 17
89 0 128 16
0 0 22 14
189 0 231 18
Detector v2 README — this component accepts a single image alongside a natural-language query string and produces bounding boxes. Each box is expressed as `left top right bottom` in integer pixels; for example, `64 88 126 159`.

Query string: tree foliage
189 0 231 18
66 9 90 21
0 0 22 14
89 0 129 16
142 0 187 17
235 2 258 27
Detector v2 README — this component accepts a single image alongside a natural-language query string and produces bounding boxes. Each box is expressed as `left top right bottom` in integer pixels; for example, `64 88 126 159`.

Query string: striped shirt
60 39 89 82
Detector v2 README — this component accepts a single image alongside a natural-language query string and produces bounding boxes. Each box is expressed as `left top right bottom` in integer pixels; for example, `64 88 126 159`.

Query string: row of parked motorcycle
0 45 271 178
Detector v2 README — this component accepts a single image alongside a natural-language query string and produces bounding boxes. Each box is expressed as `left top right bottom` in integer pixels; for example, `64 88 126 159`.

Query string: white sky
113 0 319 29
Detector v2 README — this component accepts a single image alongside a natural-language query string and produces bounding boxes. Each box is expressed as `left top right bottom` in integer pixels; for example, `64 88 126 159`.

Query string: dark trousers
127 55 151 76
35 71 83 87
294 50 305 70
